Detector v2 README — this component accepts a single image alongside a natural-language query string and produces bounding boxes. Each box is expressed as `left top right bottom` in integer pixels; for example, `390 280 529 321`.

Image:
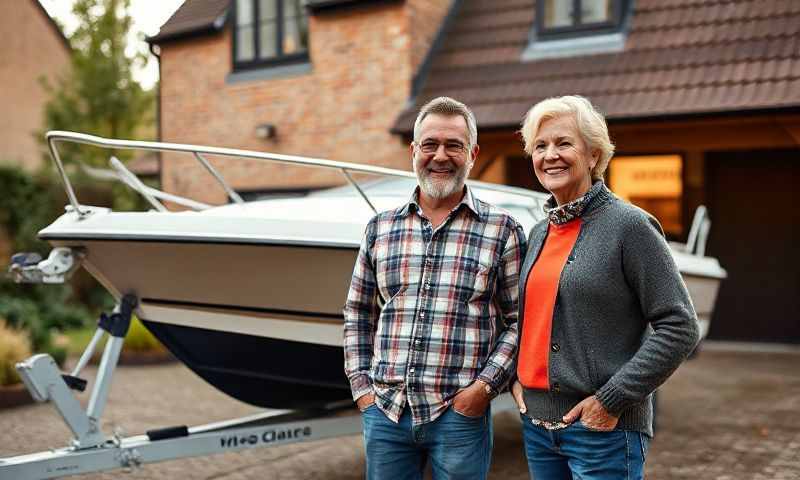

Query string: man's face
411 114 477 200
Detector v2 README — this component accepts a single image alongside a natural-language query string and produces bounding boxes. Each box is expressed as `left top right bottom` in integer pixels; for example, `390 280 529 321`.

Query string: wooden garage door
706 150 800 343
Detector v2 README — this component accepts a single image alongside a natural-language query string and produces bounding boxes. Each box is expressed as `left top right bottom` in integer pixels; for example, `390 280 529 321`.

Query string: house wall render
0 0 70 171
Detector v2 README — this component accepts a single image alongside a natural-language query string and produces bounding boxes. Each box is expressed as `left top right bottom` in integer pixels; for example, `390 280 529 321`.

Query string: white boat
13 131 726 410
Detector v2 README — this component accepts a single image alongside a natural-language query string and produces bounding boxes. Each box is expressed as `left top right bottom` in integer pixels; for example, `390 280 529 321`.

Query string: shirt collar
400 185 483 220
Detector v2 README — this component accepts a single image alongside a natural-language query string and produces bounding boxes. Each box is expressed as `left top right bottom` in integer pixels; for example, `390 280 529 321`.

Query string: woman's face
531 115 599 205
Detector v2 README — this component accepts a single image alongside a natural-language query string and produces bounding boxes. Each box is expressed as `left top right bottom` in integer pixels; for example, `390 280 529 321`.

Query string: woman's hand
511 381 526 414
563 395 619 431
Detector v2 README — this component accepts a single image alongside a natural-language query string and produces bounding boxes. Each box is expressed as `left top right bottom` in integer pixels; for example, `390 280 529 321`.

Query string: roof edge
409 0 462 100
391 0 463 136
147 5 229 45
307 0 402 13
395 105 800 137
147 0 400 45
34 0 71 52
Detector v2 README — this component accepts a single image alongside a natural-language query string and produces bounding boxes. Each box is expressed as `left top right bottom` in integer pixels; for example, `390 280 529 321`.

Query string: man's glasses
415 140 468 156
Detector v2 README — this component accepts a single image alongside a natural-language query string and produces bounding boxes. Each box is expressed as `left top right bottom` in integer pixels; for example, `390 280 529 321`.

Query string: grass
60 316 165 358
62 325 103 357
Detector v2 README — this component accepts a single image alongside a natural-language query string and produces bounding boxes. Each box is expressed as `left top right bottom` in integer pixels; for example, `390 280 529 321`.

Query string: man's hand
356 392 375 412
452 380 491 417
511 381 526 414
562 395 619 431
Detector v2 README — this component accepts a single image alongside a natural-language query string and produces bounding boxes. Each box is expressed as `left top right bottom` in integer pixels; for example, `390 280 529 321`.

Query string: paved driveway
0 348 798 479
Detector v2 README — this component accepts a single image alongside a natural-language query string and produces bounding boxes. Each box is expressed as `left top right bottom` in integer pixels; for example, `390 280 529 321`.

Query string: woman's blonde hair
520 95 615 181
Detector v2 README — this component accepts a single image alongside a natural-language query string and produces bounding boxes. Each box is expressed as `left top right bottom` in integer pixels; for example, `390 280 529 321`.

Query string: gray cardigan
518 183 700 437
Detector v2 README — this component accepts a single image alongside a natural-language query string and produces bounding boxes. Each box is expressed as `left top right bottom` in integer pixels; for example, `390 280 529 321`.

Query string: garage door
706 150 800 343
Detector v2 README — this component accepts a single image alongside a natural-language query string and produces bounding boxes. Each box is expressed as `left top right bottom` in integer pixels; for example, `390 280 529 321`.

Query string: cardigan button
552 382 560 393
551 343 560 352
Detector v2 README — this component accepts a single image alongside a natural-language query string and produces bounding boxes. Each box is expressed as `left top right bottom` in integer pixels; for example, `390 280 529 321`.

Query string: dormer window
538 0 626 39
523 0 631 61
233 0 309 71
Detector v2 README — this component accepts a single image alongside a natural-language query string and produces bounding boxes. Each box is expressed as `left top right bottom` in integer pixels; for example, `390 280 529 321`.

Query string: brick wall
158 2 451 206
0 0 70 171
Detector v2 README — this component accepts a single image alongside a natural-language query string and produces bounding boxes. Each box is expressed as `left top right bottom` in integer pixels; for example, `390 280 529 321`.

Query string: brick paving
0 348 798 479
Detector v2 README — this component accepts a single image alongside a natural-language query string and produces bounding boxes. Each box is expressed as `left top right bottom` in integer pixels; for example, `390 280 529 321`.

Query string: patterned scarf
544 180 605 225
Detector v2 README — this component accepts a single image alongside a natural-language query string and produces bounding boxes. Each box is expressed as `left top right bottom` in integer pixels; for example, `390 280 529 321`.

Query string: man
343 96 526 479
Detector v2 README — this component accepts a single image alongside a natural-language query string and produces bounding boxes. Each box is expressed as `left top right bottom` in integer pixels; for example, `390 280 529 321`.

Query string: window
537 0 626 39
609 155 683 237
234 0 309 70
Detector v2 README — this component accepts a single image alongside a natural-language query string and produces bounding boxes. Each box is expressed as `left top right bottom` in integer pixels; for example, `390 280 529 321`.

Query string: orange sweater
518 219 582 389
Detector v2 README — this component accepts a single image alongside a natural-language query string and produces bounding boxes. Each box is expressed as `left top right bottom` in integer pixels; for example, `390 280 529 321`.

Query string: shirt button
420 312 425 318
409 367 415 373
551 343 560 352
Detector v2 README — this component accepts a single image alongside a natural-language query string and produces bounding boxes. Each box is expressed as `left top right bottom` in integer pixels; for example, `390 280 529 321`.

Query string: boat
14 131 727 410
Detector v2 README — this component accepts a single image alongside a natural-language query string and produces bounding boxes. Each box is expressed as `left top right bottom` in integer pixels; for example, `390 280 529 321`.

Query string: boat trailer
0 292 517 479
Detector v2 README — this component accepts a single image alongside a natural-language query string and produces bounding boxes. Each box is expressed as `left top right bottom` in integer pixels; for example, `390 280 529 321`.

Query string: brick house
0 0 70 262
149 0 453 203
150 0 800 343
0 0 70 171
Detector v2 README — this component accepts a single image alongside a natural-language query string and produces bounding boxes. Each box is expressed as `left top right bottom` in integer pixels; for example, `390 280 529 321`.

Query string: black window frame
232 0 310 72
536 0 628 40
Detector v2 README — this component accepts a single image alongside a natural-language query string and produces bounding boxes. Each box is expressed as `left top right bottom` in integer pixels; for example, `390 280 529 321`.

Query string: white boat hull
37 184 726 408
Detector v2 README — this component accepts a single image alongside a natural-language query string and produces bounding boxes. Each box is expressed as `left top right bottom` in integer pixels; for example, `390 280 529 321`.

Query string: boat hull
46 237 358 408
142 320 352 408
682 273 722 340
44 210 725 409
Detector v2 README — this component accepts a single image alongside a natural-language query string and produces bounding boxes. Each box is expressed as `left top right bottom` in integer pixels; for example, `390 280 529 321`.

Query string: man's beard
413 155 470 199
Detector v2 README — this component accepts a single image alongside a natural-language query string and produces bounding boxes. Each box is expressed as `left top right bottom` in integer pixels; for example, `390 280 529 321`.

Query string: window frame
232 0 310 72
535 0 627 40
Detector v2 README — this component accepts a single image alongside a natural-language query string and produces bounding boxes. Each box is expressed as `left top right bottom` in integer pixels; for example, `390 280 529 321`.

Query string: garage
706 150 800 343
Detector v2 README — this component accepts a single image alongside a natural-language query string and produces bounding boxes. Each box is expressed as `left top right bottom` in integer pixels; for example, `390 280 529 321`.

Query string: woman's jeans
521 414 649 480
361 404 492 480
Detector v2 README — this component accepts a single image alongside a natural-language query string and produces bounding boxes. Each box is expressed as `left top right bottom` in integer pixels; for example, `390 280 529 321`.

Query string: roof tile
395 0 800 131
149 0 230 43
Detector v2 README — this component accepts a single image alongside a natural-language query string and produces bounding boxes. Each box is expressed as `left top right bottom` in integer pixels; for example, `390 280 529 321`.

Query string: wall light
255 123 277 140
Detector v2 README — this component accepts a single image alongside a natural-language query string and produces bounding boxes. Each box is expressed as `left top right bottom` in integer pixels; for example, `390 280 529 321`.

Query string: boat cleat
8 247 82 284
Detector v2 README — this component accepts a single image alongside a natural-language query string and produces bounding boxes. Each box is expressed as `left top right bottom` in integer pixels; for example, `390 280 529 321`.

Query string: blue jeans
361 404 493 480
521 415 649 480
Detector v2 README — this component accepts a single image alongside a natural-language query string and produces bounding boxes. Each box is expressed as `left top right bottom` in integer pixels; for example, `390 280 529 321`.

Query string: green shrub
0 165 62 253
0 164 111 365
0 319 32 386
0 300 68 368
0 296 47 351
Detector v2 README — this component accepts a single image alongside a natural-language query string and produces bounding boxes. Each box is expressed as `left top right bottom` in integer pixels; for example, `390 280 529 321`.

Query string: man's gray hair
521 95 615 181
412 96 478 149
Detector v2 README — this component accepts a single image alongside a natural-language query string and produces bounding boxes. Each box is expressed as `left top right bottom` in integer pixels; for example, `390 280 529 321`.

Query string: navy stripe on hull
142 320 351 409
142 297 344 321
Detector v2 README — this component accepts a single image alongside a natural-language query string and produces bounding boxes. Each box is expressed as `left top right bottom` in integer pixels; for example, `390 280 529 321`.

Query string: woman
511 95 699 479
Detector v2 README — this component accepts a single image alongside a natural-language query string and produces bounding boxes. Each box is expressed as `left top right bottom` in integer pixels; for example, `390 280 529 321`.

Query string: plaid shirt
343 187 526 425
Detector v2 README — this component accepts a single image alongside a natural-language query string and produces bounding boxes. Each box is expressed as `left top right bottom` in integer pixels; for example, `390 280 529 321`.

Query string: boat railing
668 205 712 257
46 130 547 218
